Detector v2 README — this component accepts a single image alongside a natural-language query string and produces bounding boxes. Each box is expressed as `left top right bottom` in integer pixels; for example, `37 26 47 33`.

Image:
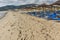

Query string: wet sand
0 10 60 40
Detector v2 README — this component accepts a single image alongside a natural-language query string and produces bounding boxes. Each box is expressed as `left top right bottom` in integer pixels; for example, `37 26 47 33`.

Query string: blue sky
0 0 58 7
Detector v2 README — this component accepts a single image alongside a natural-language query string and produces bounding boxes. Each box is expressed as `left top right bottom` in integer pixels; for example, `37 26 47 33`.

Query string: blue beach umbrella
48 12 56 19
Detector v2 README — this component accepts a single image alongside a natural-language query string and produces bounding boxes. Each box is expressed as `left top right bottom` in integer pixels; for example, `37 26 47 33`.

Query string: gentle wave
0 11 7 19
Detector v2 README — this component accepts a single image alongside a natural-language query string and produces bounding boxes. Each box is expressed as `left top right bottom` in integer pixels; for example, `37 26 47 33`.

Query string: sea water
0 11 7 19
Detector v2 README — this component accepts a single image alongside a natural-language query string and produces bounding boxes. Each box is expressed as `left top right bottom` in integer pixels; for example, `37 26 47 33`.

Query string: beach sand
0 10 60 40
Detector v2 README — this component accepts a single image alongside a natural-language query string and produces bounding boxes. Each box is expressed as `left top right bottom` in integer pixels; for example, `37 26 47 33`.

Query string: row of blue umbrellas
27 10 60 20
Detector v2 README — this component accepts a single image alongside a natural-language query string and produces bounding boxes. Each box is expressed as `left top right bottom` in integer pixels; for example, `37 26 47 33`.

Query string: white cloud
0 0 58 7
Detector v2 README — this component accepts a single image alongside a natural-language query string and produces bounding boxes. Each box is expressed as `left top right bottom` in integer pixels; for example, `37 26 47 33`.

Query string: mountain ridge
0 4 39 11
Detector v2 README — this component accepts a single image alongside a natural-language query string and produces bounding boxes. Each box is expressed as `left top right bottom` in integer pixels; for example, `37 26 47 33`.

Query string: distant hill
0 4 38 11
51 0 60 5
0 2 60 11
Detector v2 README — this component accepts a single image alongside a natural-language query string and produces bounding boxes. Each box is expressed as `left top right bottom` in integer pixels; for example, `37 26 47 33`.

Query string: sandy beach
0 10 60 40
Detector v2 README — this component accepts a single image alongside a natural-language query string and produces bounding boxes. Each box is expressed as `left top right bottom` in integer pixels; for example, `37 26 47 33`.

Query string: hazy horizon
0 0 58 7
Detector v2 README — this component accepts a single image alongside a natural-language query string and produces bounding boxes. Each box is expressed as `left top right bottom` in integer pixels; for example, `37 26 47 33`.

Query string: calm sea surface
0 11 7 19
